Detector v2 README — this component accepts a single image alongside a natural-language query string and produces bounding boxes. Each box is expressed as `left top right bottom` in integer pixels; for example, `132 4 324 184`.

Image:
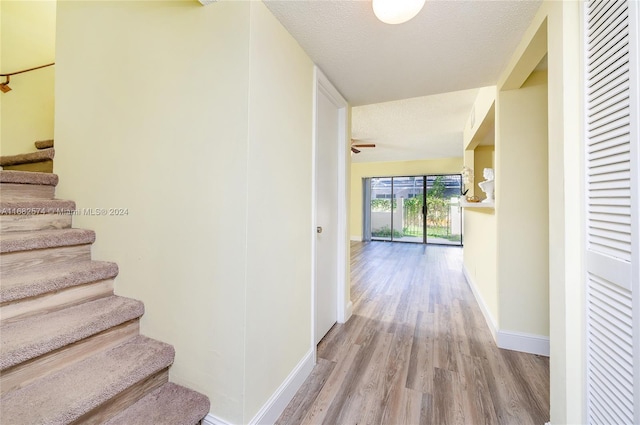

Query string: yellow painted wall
497 2 584 423
461 91 497 331
462 208 497 328
473 146 494 201
0 0 56 155
463 5 584 423
55 1 314 423
496 70 549 337
244 2 313 420
463 86 495 151
350 157 463 240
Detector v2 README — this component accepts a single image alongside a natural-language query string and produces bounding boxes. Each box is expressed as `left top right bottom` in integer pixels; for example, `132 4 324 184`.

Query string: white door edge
311 66 350 353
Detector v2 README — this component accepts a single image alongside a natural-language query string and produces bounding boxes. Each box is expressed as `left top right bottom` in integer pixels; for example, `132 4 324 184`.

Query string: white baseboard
202 413 232 425
341 300 353 323
248 348 315 425
350 235 362 242
462 265 498 342
202 349 314 425
462 265 550 357
497 330 550 357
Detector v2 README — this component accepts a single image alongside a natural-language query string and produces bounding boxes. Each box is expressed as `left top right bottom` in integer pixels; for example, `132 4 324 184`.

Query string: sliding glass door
425 175 462 245
368 174 462 245
370 177 394 241
395 176 425 242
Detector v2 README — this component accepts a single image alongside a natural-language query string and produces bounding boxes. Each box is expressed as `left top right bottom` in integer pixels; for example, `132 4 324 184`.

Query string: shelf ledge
460 200 494 209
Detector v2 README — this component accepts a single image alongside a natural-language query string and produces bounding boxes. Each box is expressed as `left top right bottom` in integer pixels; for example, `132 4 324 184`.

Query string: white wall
55 1 315 423
546 3 584 422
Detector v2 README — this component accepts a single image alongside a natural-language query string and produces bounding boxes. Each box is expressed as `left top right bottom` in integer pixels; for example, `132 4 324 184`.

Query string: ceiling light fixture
372 0 425 24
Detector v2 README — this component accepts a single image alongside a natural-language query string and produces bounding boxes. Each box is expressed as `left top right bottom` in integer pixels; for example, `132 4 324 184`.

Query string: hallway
277 241 549 424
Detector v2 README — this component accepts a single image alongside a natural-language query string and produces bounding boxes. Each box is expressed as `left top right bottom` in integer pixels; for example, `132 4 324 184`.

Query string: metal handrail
0 63 54 93
0 62 55 77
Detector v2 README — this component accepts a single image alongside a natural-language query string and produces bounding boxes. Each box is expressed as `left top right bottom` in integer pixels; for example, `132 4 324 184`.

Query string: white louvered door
585 0 639 424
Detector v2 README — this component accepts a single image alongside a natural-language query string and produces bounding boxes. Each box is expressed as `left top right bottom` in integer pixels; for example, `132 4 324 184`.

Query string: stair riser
76 369 169 425
2 160 54 174
0 183 55 200
1 245 92 277
0 320 139 396
0 213 73 233
1 279 115 323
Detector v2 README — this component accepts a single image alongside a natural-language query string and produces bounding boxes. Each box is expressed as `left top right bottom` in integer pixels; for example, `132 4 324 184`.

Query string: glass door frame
367 173 463 246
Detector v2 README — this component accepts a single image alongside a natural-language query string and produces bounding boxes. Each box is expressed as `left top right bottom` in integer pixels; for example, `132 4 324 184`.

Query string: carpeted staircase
0 139 55 173
0 169 210 424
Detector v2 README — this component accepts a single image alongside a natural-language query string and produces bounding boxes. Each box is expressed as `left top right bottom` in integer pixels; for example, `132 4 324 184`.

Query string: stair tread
0 170 58 186
1 260 118 303
0 335 174 425
35 139 54 150
0 228 95 253
0 148 55 167
0 198 76 214
0 295 144 370
104 382 210 425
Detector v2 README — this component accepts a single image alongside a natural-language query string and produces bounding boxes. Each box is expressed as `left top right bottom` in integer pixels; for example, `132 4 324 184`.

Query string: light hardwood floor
276 241 549 425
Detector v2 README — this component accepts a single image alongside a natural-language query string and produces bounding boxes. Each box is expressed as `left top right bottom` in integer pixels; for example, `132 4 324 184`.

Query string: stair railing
0 63 55 93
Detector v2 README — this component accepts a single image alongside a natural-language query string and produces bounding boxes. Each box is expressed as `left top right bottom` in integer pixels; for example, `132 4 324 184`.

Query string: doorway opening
364 174 463 246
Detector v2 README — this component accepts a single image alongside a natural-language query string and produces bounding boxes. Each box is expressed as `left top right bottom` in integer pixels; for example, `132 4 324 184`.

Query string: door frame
311 67 351 356
366 174 464 246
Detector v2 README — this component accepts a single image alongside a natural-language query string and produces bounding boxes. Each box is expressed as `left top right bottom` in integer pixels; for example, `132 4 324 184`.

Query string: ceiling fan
351 139 376 154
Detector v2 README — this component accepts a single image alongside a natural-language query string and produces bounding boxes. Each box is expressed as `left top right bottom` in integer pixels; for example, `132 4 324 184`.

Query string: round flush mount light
372 0 426 24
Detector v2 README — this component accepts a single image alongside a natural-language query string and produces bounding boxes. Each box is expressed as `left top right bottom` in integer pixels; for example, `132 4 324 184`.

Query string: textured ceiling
351 88 479 162
263 0 543 162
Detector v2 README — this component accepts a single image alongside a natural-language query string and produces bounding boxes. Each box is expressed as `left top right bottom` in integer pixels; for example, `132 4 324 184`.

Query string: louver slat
589 4 627 53
587 169 630 183
589 151 630 168
588 59 628 99
589 179 630 191
588 102 629 127
589 212 631 225
587 273 635 424
588 40 628 80
588 123 629 146
589 22 628 71
588 0 614 21
585 1 636 423
588 0 625 38
589 140 629 159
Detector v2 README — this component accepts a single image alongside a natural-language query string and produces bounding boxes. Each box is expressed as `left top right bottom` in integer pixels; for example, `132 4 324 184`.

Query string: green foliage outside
371 225 404 238
427 176 446 198
370 198 396 212
372 175 460 242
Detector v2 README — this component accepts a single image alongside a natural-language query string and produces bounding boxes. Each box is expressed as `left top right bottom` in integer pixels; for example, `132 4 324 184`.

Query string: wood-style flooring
276 241 549 425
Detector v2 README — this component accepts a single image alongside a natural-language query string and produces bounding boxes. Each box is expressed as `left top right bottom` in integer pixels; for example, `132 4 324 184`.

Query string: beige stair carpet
0 228 96 253
0 168 210 424
1 295 144 369
0 148 55 167
105 382 211 425
35 139 54 150
0 260 118 303
0 336 174 425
